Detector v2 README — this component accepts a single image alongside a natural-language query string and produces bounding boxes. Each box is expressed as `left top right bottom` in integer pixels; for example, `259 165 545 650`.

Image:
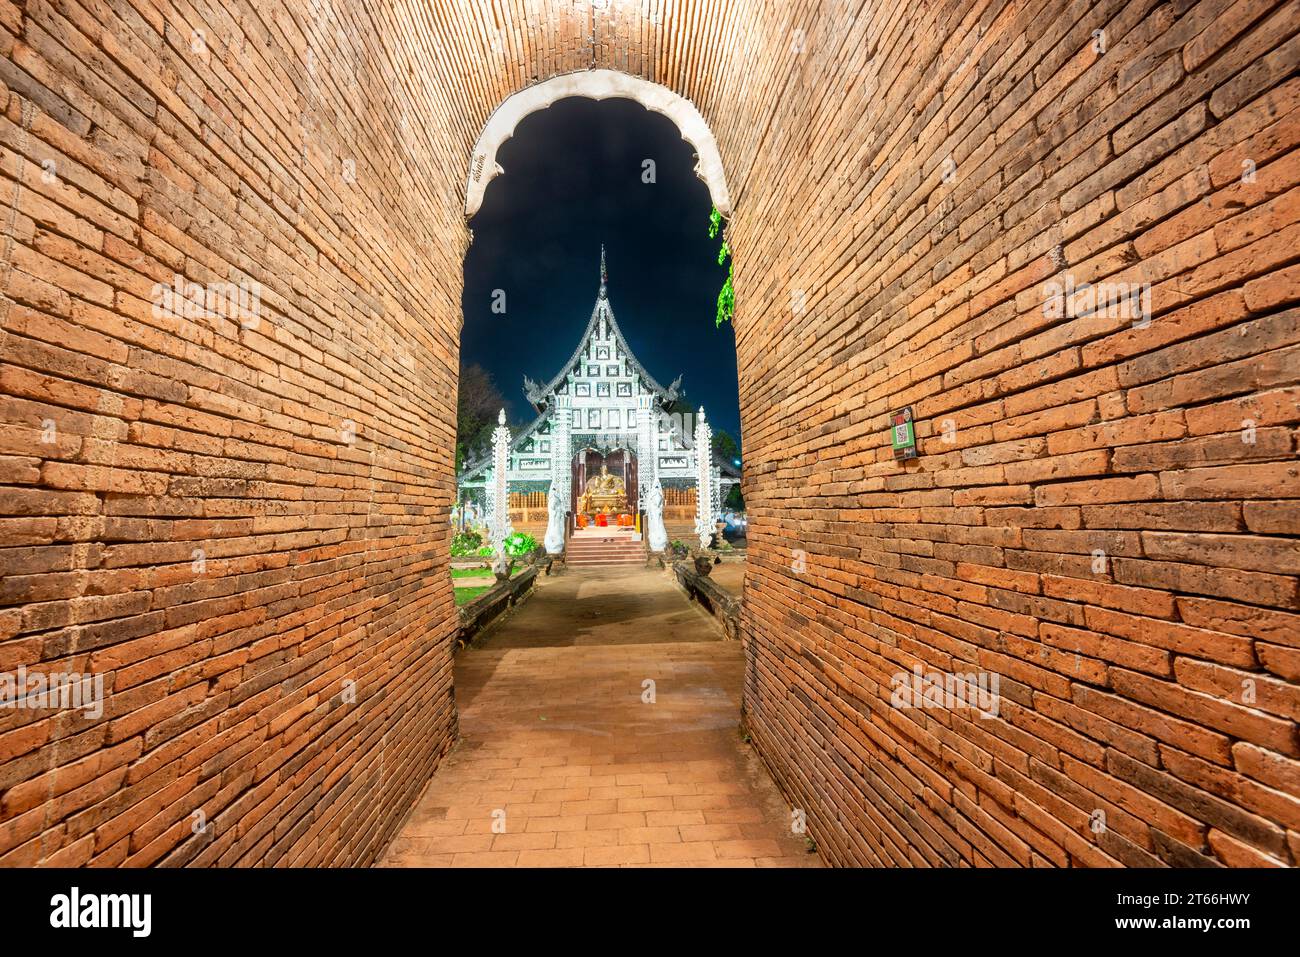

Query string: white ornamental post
545 397 569 554
490 409 513 575
694 406 714 549
637 393 656 543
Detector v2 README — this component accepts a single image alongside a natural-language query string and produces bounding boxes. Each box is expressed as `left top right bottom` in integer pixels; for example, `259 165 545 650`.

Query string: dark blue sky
461 97 741 444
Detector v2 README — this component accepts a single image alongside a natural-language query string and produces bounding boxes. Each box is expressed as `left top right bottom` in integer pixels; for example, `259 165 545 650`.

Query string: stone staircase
565 530 646 567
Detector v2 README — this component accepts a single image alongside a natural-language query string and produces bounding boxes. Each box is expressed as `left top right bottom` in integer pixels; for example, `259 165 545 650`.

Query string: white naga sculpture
646 478 668 554
544 484 566 555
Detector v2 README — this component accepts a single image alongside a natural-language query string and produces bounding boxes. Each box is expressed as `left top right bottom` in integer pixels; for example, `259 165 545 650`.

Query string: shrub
503 531 538 558
450 530 483 557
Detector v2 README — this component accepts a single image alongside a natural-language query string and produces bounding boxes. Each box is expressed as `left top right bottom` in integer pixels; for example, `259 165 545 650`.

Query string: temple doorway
572 448 637 529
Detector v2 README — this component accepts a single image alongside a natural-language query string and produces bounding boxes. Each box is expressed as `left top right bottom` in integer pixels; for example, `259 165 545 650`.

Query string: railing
507 488 696 507
663 487 697 507
508 491 547 508
457 566 539 648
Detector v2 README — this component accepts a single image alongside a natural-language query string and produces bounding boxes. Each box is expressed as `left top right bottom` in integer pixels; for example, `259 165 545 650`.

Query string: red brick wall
1 0 1296 867
0 1 462 865
733 0 1300 866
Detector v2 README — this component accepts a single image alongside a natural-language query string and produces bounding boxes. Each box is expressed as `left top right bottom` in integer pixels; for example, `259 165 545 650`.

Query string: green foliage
476 545 495 557
716 271 734 328
503 531 538 557
456 362 507 472
450 530 483 557
724 484 745 510
454 585 492 606
712 430 740 462
450 567 490 579
709 206 734 328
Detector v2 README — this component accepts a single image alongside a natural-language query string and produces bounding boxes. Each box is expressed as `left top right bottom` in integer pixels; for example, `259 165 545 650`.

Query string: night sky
461 97 741 444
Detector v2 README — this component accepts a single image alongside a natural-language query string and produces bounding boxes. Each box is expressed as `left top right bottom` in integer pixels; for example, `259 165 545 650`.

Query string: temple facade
457 249 739 551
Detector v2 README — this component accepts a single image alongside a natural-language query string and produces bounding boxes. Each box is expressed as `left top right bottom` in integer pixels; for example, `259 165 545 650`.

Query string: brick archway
465 69 733 218
2 0 1296 871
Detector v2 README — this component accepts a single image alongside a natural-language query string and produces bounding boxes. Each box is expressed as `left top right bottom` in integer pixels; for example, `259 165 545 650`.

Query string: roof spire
599 244 607 298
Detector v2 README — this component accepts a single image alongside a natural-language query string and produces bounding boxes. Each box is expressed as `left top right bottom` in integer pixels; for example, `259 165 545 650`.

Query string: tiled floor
379 565 820 867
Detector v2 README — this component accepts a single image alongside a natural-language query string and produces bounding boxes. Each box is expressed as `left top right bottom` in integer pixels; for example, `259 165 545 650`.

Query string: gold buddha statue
578 465 628 514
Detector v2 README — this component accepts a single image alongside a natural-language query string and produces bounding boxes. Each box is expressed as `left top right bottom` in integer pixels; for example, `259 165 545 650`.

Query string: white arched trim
465 69 732 218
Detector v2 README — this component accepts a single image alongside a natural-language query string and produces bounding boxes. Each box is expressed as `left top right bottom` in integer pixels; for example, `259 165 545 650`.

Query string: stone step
567 550 644 556
566 538 647 568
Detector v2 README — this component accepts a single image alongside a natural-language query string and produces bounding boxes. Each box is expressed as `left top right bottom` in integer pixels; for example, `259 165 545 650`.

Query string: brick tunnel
0 0 1297 870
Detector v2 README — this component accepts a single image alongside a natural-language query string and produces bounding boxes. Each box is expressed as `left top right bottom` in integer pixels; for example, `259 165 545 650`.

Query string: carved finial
498 408 506 425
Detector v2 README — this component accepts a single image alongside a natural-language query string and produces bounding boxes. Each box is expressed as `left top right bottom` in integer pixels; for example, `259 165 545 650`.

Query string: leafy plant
709 206 734 328
450 530 483 557
476 544 495 557
502 531 538 558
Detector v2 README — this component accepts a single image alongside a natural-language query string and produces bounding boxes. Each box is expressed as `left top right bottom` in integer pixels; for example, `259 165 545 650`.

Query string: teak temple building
457 250 739 545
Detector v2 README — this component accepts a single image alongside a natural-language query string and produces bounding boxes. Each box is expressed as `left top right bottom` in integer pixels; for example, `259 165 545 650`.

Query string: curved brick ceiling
0 0 1296 869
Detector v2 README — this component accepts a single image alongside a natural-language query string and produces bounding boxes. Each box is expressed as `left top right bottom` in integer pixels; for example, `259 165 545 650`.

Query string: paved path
379 565 820 867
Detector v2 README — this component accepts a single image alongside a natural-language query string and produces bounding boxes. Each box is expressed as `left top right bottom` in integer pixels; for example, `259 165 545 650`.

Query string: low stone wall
457 567 539 648
672 560 741 640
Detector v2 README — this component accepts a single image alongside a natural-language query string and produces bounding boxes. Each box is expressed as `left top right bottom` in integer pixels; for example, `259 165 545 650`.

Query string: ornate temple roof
525 247 681 414
459 249 732 486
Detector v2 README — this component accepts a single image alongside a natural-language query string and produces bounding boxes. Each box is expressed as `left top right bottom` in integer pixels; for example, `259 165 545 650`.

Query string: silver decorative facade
458 250 739 530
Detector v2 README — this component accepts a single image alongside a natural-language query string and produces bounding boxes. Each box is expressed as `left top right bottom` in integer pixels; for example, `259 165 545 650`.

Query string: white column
694 406 714 549
490 409 512 572
545 396 570 554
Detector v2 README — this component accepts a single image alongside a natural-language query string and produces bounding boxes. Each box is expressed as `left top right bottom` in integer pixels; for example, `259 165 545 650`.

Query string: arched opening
378 79 809 869
451 87 744 577
466 70 732 218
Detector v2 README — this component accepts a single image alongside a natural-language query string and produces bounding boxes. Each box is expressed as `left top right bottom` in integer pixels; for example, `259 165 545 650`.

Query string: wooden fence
505 488 698 530
508 488 697 508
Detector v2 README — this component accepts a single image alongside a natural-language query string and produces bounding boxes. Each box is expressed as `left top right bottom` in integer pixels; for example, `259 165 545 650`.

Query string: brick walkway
379 566 820 867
